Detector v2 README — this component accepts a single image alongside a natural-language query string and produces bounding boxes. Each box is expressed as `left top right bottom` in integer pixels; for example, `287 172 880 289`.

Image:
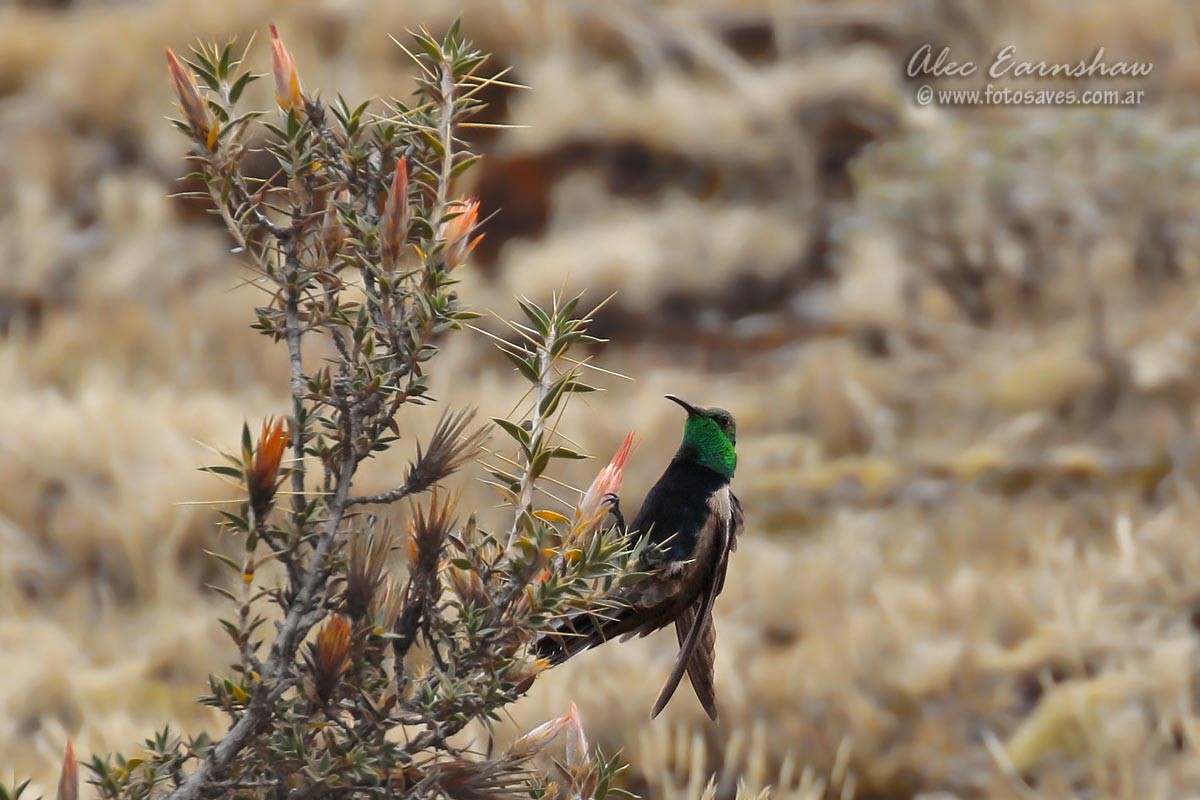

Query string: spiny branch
346 408 488 507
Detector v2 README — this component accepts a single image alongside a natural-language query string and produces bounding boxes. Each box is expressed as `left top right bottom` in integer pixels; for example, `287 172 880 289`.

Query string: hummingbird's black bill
665 395 701 416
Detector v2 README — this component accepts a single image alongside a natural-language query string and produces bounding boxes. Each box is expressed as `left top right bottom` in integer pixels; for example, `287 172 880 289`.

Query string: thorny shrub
4 21 641 800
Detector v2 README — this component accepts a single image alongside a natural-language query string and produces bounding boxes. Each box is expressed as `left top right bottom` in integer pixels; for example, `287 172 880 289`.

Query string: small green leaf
451 153 483 178
529 450 552 479
204 550 242 573
202 465 244 479
516 298 551 336
538 385 565 417
413 32 442 61
499 348 539 382
546 446 589 460
228 70 259 103
491 417 531 447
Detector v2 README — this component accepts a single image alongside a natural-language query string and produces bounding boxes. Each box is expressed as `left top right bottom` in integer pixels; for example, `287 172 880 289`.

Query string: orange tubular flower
569 432 636 546
313 614 352 701
247 417 290 524
443 198 483 270
165 49 214 148
382 156 409 269
270 24 303 111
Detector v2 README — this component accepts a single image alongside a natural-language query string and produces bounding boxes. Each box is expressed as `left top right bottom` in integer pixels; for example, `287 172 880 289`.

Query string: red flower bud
382 157 409 269
165 49 215 149
56 741 77 800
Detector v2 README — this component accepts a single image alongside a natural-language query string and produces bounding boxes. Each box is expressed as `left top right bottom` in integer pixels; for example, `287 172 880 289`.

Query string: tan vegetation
4 0 1200 798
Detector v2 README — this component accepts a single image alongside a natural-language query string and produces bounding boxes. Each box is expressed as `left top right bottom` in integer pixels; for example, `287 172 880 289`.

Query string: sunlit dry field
5 0 1200 797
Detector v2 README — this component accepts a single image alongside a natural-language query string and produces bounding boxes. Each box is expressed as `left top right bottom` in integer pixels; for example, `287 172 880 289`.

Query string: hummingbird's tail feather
651 582 720 720
669 603 718 721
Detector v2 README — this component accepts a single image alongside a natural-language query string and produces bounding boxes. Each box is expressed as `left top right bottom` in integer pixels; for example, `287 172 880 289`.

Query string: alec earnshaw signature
908 44 1154 81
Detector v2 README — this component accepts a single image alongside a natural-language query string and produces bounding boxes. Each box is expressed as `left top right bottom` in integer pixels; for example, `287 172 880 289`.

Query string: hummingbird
535 395 742 721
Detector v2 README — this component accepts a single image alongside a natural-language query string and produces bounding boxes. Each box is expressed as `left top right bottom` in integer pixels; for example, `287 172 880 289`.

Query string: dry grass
6 0 1200 797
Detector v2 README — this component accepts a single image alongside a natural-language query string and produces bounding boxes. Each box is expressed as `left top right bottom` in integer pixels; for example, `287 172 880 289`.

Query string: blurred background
4 0 1200 797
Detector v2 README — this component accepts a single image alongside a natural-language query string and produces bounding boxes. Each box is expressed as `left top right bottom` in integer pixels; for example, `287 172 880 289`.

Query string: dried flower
448 560 489 608
406 408 489 492
382 156 410 269
408 488 457 578
312 614 351 702
510 707 574 758
56 741 77 800
569 432 635 544
508 655 551 694
443 198 483 270
370 579 403 635
270 24 303 111
392 761 529 800
165 49 215 150
247 417 290 525
440 760 530 799
321 188 349 262
345 524 394 621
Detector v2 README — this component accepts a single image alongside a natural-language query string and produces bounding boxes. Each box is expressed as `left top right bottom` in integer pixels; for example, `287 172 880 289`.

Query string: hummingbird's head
666 395 737 479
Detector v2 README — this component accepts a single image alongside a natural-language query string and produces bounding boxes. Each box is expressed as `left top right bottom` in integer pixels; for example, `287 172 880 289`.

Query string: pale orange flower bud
443 198 482 270
165 49 214 149
270 24 304 111
569 432 635 545
510 708 573 758
564 702 589 770
382 157 409 269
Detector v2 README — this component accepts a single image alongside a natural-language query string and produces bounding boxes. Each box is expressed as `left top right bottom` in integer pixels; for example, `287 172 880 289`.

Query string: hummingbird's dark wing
670 491 742 720
650 487 742 720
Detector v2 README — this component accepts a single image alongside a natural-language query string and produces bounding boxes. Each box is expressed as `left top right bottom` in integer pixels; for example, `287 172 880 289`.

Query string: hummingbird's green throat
666 395 737 479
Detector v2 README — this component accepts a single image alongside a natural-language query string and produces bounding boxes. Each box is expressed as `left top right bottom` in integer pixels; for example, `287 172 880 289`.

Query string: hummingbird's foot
602 492 626 535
